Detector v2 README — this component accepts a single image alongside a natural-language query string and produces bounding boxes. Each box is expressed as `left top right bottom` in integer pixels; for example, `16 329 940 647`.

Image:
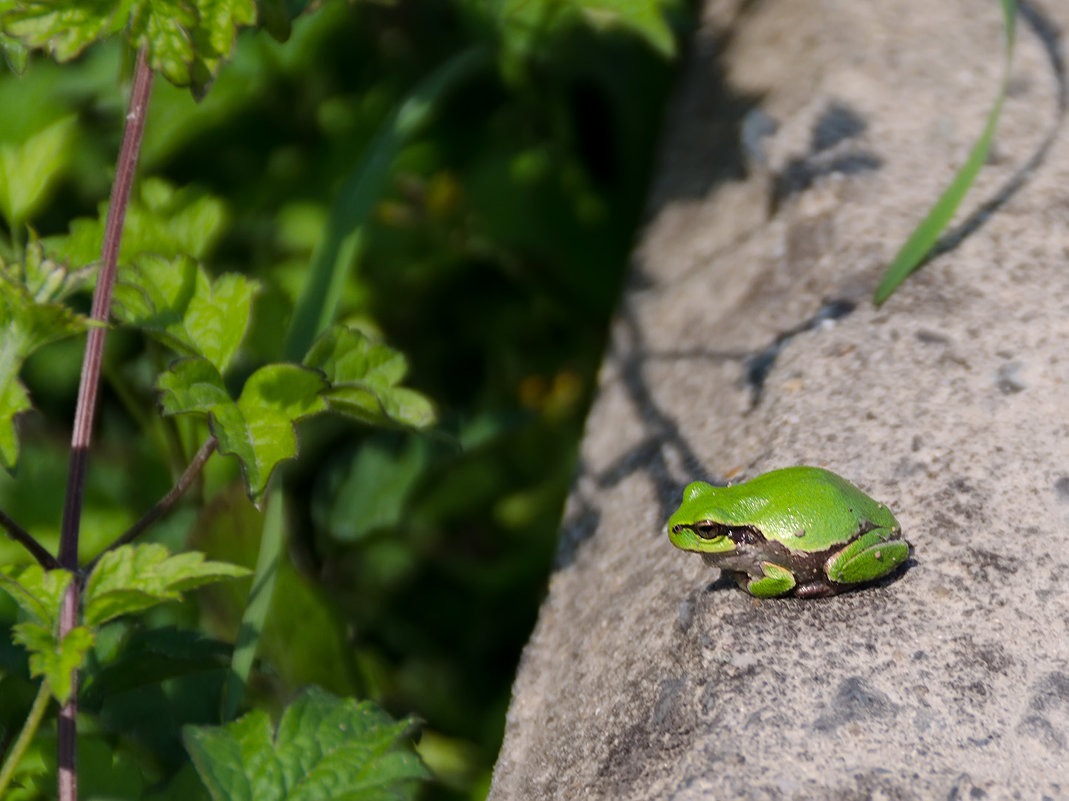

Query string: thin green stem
0 680 53 798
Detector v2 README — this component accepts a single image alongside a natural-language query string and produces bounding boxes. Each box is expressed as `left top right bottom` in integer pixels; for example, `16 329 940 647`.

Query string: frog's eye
693 522 727 540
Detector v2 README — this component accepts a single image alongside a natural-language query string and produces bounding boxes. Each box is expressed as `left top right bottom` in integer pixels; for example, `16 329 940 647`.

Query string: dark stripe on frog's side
690 518 893 583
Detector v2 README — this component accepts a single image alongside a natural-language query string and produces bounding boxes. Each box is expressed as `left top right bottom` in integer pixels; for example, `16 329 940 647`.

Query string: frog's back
733 466 898 548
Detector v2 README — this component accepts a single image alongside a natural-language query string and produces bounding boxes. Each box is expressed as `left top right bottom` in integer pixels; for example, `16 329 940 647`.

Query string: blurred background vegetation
0 1 689 797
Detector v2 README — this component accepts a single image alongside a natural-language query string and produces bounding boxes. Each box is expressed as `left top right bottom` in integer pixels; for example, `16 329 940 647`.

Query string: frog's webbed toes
746 562 797 597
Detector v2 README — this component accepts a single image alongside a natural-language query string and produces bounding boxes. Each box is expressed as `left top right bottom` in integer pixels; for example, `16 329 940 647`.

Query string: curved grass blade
221 488 283 721
874 0 1016 305
221 48 488 724
282 45 490 362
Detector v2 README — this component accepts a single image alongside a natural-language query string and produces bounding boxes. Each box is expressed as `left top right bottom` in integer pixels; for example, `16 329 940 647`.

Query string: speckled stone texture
489 0 1069 798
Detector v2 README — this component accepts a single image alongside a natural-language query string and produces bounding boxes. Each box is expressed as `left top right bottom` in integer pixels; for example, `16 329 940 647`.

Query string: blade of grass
220 47 489 720
220 488 283 721
874 0 1016 305
282 45 490 362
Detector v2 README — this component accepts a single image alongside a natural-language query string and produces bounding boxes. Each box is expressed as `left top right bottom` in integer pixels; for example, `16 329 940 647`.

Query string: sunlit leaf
0 0 115 63
0 29 30 72
305 325 436 430
46 177 227 268
113 254 258 373
83 544 250 626
13 622 94 704
0 563 74 626
188 0 257 95
157 359 329 503
0 257 86 470
184 687 429 801
1 0 256 94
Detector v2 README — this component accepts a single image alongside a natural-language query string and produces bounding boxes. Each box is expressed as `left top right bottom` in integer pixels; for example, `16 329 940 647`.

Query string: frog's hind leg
745 562 797 598
825 527 911 586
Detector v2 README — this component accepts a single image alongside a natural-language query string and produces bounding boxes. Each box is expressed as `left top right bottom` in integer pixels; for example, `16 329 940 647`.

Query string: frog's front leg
825 526 911 586
742 561 797 598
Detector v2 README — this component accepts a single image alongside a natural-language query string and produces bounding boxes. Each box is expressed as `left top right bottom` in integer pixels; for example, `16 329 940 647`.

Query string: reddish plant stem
56 47 154 801
0 508 59 569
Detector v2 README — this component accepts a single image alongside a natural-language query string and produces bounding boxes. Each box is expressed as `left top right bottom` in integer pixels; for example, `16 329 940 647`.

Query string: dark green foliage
0 0 683 796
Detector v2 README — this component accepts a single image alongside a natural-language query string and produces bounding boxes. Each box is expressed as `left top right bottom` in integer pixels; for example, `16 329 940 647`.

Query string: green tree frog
667 466 910 598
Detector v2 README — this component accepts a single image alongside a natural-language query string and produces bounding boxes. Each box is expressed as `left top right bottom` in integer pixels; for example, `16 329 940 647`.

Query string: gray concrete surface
489 0 1069 797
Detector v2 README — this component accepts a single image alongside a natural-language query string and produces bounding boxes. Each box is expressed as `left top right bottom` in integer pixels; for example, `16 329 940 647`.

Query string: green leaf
83 543 251 626
321 438 428 542
0 0 115 63
0 29 30 72
46 177 227 268
1 0 255 95
184 687 429 801
304 325 436 430
0 249 87 470
874 0 1016 304
113 254 258 373
0 114 76 227
12 622 94 704
129 0 198 88
158 360 329 503
0 564 73 626
188 0 256 95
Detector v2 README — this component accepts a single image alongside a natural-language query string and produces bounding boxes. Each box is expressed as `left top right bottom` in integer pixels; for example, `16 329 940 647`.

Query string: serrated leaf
0 265 86 469
0 114 76 226
0 564 73 626
113 254 257 373
129 0 197 87
83 543 250 626
188 0 255 95
45 177 227 269
156 361 229 431
2 0 253 94
157 360 328 503
183 687 429 801
304 325 436 430
0 0 115 62
13 621 94 704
